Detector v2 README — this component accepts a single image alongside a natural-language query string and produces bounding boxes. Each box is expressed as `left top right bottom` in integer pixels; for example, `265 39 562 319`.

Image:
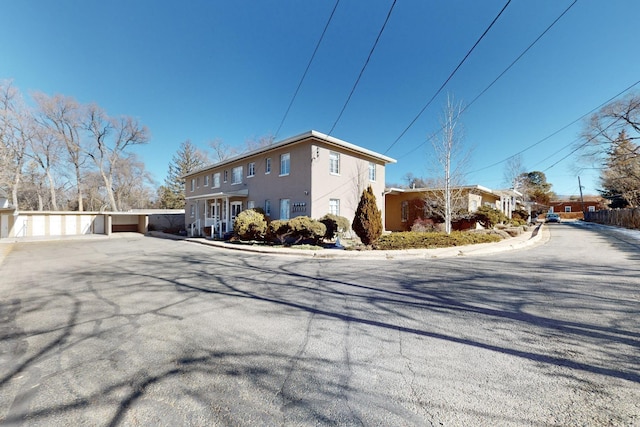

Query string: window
196 177 200 188
248 201 255 209
265 200 271 216
368 162 376 181
329 152 340 174
204 174 209 186
190 204 195 217
280 199 290 220
247 162 255 177
588 205 595 212
280 153 290 176
213 173 220 188
329 199 340 216
265 158 271 174
565 206 571 212
401 201 409 222
190 178 195 192
223 170 228 183
232 166 243 184
231 202 243 222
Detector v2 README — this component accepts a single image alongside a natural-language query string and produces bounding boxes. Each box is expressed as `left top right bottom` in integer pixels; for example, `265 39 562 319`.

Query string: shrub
373 231 502 250
266 217 326 245
410 217 436 232
472 206 507 228
289 216 326 245
267 219 291 245
233 209 268 241
353 185 383 245
319 214 351 240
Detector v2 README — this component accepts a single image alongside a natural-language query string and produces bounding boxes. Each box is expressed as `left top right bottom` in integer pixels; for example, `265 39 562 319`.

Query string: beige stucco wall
184 135 390 232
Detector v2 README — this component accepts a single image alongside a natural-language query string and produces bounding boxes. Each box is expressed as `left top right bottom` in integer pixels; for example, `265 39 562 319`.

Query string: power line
471 78 640 174
327 0 397 136
394 0 578 163
274 0 341 140
383 0 512 155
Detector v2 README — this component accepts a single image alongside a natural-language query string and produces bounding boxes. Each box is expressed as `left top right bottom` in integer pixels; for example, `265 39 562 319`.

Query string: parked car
546 213 561 223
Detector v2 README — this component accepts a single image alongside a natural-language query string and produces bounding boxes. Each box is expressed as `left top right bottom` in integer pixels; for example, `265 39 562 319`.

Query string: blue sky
2 0 639 196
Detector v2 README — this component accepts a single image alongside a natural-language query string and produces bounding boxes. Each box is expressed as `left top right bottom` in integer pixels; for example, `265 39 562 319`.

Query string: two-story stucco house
183 130 396 237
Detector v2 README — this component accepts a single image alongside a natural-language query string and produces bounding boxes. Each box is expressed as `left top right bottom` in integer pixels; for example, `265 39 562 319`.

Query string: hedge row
373 231 502 250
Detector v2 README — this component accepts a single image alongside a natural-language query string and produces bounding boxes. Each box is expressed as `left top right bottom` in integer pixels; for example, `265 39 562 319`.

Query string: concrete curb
153 224 547 260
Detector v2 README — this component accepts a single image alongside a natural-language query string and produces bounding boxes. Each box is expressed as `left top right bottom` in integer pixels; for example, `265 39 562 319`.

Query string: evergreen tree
159 140 208 209
352 185 382 245
599 131 640 208
517 171 554 205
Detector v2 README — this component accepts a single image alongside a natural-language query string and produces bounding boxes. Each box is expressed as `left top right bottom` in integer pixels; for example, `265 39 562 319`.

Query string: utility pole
578 176 586 215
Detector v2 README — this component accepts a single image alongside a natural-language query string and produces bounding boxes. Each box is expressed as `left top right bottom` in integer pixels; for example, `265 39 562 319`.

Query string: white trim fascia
183 130 397 178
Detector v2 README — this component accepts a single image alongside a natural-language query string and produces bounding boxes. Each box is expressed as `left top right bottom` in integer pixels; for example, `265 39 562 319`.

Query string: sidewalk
175 224 548 259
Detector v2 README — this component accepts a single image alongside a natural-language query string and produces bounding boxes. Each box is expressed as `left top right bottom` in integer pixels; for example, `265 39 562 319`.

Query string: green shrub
373 231 502 250
266 217 326 245
233 209 268 240
267 219 291 245
289 216 326 245
319 214 351 240
472 206 507 228
353 185 383 245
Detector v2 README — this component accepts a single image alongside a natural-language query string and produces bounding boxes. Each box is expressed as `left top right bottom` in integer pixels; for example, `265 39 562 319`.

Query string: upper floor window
204 174 209 186
280 153 290 176
265 157 271 174
190 178 195 192
368 162 376 181
223 170 228 183
329 152 340 174
213 172 220 188
247 162 255 177
232 166 243 184
196 177 200 188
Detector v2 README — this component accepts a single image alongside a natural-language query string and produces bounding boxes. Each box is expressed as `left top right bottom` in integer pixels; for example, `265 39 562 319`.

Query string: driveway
0 224 638 426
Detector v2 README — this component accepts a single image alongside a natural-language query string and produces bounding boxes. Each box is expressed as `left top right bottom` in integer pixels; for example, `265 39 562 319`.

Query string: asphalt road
0 223 638 426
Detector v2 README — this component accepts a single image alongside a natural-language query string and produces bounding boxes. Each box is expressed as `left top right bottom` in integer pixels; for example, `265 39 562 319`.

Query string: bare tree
33 92 86 211
208 138 236 163
84 104 149 211
503 154 526 191
425 95 471 234
29 118 64 210
243 134 274 152
0 80 32 209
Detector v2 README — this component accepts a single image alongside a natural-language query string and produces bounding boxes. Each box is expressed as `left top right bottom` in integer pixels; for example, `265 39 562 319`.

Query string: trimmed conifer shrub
352 185 383 245
319 214 351 240
233 209 268 240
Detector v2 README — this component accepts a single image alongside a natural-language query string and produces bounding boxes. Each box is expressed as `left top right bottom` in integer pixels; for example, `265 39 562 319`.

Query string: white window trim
247 162 255 178
265 158 271 174
369 162 376 182
329 151 340 175
280 153 290 177
232 166 243 185
190 179 195 192
213 173 221 188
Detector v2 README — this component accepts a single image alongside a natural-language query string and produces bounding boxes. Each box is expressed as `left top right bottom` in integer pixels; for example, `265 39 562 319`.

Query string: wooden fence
585 208 640 229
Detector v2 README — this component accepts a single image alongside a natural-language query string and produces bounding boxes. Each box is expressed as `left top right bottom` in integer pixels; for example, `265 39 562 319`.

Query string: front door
231 202 243 224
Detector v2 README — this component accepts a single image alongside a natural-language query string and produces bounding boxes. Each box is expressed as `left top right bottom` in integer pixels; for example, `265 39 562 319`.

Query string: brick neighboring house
385 185 522 232
183 130 396 237
548 197 608 215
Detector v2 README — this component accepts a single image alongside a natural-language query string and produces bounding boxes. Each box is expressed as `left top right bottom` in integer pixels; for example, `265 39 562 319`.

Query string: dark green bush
319 214 351 240
233 209 268 240
353 185 383 245
373 231 502 250
472 206 507 228
266 217 326 245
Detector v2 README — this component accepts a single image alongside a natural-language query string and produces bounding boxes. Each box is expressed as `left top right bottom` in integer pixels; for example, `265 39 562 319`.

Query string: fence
585 208 640 229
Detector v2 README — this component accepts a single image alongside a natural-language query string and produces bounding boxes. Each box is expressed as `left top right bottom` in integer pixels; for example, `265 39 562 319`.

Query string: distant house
548 197 608 215
384 185 523 232
183 130 396 237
